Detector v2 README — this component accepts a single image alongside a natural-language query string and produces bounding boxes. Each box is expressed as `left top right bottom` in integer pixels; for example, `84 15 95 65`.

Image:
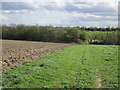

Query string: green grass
86 31 117 38
2 45 119 88
86 31 117 35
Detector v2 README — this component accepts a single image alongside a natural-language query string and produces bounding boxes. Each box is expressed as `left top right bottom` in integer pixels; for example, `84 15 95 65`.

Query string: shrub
79 31 87 41
90 32 118 45
64 28 80 43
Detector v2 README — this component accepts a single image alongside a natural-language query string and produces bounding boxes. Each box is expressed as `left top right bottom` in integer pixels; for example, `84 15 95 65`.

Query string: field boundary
2 40 75 70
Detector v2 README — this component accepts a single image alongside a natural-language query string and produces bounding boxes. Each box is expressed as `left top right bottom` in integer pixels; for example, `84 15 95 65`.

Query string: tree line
1 24 119 45
77 26 118 31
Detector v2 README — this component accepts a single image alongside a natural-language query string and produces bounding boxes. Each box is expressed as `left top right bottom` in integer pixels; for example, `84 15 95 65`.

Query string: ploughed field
2 44 119 88
2 40 74 70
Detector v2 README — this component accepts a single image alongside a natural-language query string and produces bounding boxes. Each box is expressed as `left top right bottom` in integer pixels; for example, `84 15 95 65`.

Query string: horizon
0 24 118 28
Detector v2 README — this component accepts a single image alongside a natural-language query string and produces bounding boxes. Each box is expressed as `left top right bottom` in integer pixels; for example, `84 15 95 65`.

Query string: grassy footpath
2 45 119 88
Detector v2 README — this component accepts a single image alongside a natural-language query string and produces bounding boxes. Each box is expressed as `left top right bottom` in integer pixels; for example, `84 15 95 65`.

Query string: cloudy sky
1 0 119 27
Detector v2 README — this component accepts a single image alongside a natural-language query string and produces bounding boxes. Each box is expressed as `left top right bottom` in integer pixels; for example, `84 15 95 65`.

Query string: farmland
1 1 119 89
2 42 119 88
2 40 74 70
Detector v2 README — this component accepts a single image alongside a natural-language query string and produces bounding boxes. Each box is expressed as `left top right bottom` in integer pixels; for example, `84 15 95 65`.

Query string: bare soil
2 40 75 70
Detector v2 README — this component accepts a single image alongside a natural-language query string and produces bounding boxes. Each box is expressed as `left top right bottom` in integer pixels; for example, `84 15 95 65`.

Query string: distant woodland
1 24 120 45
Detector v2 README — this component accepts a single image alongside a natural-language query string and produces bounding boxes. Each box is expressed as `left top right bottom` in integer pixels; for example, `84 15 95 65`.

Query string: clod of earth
2 40 74 70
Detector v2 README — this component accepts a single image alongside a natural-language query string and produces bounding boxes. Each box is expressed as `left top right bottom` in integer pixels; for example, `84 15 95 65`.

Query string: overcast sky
1 0 119 27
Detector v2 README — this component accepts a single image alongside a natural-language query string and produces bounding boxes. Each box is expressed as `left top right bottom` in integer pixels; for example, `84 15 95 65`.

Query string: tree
79 31 87 41
64 28 80 43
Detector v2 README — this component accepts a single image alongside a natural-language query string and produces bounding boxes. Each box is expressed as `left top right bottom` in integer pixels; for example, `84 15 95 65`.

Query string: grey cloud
2 2 117 17
65 16 117 27
63 3 80 12
2 2 35 10
63 2 117 17
42 2 117 17
1 1 118 26
70 16 117 22
39 2 64 11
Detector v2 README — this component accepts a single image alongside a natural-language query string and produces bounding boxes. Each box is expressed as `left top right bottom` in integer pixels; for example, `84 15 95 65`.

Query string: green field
2 45 119 88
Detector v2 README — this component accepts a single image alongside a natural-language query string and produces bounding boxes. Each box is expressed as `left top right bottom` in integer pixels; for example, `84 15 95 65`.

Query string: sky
1 0 120 27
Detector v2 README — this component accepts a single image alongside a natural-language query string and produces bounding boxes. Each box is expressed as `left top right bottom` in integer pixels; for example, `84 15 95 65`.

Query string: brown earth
1 40 75 70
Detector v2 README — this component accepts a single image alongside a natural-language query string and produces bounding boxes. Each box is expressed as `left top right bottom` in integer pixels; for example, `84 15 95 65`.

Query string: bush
79 31 87 41
90 32 118 45
64 28 80 43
